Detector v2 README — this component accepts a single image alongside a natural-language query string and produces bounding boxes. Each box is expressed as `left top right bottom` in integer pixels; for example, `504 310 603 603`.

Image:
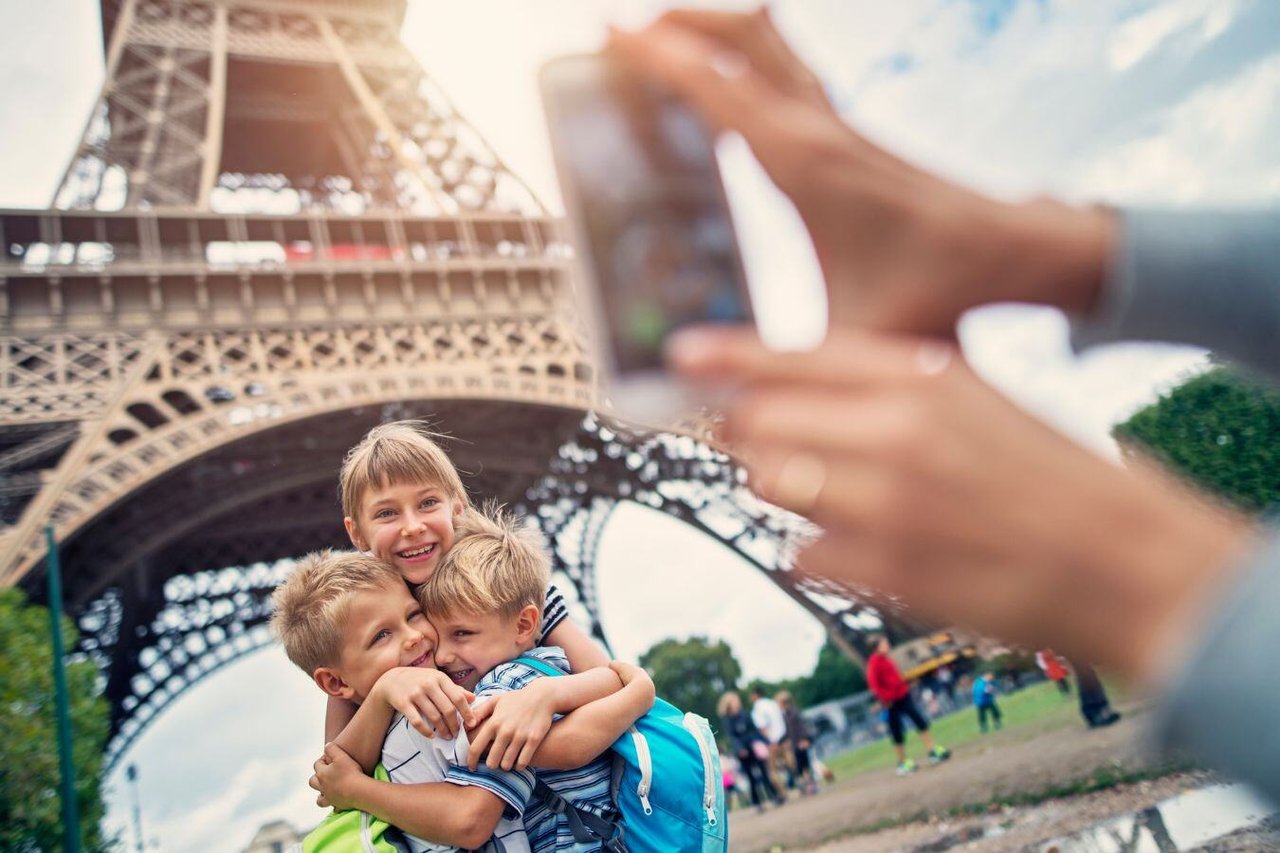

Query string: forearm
538 666 624 714
533 671 656 770
332 696 395 773
545 618 610 671
345 777 501 849
324 694 358 745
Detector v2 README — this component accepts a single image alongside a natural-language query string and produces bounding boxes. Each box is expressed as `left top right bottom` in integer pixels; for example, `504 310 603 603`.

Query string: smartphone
539 53 755 423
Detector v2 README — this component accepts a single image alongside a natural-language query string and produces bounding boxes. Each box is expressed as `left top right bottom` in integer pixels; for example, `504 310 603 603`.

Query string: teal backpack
301 763 409 853
513 655 728 853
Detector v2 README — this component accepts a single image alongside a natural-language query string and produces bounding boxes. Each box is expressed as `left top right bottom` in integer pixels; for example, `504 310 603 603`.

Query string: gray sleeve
1071 208 1280 380
1150 528 1280 805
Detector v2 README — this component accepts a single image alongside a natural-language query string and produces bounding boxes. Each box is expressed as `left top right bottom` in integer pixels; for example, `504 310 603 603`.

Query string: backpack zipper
360 811 375 853
628 725 654 815
682 714 719 827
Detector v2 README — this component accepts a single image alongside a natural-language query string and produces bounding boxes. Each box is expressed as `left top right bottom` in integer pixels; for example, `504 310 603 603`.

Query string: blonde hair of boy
271 549 404 677
339 420 470 521
418 505 550 623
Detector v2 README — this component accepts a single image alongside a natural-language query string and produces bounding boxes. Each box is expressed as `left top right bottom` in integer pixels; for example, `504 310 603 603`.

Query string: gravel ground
725 702 1279 852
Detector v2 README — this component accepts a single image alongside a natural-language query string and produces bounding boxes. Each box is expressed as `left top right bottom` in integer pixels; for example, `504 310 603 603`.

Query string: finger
667 326 950 389
486 730 514 771
445 684 476 731
515 737 540 772
426 684 463 738
407 699 436 740
468 722 494 772
607 23 800 153
654 7 831 109
468 698 495 729
415 695 446 739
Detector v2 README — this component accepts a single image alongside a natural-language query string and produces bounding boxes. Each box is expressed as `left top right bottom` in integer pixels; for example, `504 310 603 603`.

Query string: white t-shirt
381 703 533 853
751 697 787 745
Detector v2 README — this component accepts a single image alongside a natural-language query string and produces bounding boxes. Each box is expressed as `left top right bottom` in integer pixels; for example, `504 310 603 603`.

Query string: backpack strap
510 655 564 678
532 780 626 853
515 656 628 850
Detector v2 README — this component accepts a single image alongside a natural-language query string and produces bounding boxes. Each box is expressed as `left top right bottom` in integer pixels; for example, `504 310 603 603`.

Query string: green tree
640 636 742 724
1114 366 1280 513
743 639 867 709
0 587 112 851
799 639 867 706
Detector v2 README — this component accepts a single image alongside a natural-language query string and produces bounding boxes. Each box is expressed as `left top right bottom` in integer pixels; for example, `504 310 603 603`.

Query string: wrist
341 772 379 813
997 197 1114 315
1075 462 1256 682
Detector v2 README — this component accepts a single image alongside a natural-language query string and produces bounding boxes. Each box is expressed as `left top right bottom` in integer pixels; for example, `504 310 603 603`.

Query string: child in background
973 671 1003 734
1036 649 1072 696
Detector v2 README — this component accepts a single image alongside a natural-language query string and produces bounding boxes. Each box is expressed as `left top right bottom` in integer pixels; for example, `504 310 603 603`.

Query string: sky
1 0 1278 849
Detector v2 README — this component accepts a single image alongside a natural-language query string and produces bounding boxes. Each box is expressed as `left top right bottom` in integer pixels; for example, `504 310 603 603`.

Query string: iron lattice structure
0 0 920 770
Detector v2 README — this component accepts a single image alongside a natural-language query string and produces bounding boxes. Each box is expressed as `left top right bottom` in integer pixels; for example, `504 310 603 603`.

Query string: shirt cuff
1069 207 1280 375
1149 526 1280 803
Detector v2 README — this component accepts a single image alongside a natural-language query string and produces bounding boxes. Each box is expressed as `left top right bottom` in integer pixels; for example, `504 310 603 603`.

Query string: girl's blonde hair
340 420 469 521
418 504 550 621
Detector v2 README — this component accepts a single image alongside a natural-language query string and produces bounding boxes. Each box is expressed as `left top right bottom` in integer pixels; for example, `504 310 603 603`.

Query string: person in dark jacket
776 690 818 795
718 691 784 811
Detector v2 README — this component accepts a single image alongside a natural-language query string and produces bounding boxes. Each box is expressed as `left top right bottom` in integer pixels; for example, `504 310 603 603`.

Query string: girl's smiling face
345 479 463 585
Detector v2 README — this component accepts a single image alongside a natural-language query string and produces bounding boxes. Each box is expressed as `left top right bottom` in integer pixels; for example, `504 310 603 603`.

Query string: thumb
469 699 495 728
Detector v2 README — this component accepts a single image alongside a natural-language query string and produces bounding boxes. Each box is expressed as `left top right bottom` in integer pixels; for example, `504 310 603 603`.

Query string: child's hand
466 680 557 772
373 666 475 740
310 742 363 811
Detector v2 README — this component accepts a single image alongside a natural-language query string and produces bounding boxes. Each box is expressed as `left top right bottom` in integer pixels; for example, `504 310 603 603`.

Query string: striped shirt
539 584 569 642
474 647 619 852
382 712 534 853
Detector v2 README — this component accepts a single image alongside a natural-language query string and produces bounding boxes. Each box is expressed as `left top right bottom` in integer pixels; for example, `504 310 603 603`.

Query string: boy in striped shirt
419 508 653 851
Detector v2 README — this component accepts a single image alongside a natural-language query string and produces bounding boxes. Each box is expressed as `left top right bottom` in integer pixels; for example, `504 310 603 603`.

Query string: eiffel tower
0 0 920 770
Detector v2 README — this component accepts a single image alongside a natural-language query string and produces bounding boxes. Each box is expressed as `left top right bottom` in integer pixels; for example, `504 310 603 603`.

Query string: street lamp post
45 524 82 853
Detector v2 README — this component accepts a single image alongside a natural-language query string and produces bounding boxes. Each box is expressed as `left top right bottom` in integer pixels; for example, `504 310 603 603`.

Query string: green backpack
302 764 410 853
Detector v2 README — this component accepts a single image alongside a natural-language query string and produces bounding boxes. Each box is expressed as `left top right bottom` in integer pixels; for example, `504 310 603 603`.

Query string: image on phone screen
542 57 753 381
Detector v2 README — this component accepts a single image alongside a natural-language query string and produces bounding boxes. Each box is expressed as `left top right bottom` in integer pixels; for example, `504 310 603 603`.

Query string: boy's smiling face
345 479 462 585
431 604 540 692
314 581 438 703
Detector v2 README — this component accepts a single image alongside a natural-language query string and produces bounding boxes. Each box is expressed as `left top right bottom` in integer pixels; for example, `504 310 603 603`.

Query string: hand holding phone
540 53 755 423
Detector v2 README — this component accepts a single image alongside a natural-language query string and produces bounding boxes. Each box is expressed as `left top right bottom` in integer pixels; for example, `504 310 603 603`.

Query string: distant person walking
718 691 784 812
1036 649 1072 696
1074 662 1122 728
777 690 818 795
750 687 790 793
866 635 951 775
972 672 1004 733
936 664 957 710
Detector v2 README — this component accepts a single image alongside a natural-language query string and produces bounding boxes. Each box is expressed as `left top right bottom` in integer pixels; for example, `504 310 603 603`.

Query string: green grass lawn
823 682 1089 780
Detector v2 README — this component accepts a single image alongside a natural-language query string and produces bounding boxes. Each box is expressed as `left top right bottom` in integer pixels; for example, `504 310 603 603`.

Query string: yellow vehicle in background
888 629 982 681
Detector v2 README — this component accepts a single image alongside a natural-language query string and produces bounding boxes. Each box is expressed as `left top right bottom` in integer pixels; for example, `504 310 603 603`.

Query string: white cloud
1108 0 1239 72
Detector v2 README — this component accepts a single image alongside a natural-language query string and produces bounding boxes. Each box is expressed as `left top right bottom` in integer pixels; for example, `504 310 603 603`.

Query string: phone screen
542 56 753 377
